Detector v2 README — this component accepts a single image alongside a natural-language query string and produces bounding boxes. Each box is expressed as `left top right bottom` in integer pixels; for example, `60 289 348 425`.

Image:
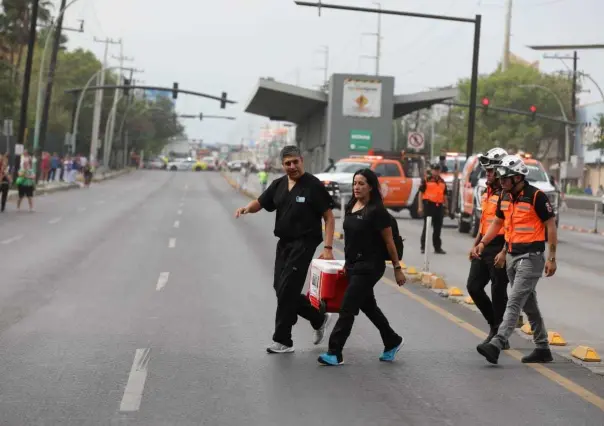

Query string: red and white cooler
307 259 348 313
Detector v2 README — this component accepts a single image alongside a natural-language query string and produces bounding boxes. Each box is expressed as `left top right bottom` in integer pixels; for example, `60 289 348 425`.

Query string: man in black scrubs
235 146 337 354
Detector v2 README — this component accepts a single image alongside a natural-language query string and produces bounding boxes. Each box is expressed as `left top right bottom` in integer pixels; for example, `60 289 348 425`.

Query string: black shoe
482 327 497 345
521 348 553 364
502 339 511 350
476 342 500 364
420 248 425 254
435 249 447 254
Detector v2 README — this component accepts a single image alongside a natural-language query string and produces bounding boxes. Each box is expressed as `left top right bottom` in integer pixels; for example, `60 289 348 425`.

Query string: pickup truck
314 151 425 218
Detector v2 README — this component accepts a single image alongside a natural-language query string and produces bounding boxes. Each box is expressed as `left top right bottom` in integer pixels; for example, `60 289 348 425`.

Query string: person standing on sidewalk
418 163 448 254
474 154 558 364
234 146 337 354
318 169 405 366
258 167 269 193
0 154 11 212
466 148 510 348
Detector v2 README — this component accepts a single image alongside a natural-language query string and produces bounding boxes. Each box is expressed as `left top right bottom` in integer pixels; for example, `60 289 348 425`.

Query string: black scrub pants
466 256 509 329
328 263 401 356
273 238 325 347
420 203 444 251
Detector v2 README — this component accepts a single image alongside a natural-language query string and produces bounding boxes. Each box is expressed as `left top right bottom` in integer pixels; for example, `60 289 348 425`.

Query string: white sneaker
266 342 294 354
313 313 335 345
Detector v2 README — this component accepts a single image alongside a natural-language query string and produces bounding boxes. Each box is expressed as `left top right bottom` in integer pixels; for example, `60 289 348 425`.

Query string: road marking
77 207 87 212
168 238 176 248
173 220 180 228
331 246 604 412
184 184 189 190
177 210 182 215
179 202 184 207
0 235 23 245
48 217 62 224
95 200 105 205
119 348 151 413
156 272 170 291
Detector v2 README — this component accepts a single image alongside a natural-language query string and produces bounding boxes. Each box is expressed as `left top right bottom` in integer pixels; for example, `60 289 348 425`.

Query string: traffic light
529 105 537 121
481 97 490 109
123 78 131 96
172 82 179 100
199 113 203 121
220 92 227 109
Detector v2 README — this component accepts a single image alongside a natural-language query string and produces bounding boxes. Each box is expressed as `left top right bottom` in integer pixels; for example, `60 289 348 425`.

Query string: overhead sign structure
342 79 382 118
407 132 425 150
349 129 373 152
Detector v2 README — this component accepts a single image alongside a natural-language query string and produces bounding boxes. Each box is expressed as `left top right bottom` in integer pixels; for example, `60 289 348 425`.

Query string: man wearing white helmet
473 154 558 365
466 148 510 348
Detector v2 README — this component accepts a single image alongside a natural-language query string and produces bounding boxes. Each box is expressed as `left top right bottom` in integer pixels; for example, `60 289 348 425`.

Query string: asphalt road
1 170 604 425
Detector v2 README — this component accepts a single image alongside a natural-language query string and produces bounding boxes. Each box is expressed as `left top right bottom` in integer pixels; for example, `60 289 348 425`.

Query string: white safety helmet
478 147 508 169
496 154 529 178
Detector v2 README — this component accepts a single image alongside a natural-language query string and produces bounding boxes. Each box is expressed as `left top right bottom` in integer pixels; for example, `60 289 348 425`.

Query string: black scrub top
343 204 390 267
258 173 334 244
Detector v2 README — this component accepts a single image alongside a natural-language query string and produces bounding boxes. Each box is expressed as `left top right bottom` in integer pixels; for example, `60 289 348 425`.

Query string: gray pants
491 252 549 350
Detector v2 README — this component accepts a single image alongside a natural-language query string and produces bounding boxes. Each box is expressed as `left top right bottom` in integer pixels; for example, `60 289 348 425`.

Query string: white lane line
48 217 62 224
177 209 182 215
179 202 184 207
119 348 151 413
173 220 180 228
168 238 176 248
156 272 170 291
1 235 23 245
95 200 105 205
184 184 188 190
77 207 87 212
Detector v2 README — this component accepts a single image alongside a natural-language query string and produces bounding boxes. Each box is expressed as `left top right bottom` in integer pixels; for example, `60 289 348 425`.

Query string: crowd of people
0 150 94 214
233 145 559 367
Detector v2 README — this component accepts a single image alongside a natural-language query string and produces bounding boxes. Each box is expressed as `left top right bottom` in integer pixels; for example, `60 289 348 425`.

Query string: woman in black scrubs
318 169 406 366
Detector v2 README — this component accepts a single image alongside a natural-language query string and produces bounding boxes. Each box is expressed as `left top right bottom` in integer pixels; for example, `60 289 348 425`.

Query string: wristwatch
394 265 402 270
324 246 333 250
548 257 556 262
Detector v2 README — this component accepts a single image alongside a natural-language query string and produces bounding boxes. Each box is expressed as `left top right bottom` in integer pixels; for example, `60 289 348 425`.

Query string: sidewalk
6 168 134 201
221 170 604 375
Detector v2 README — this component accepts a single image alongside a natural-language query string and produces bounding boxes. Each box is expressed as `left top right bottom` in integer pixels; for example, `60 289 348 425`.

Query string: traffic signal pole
293 1 481 159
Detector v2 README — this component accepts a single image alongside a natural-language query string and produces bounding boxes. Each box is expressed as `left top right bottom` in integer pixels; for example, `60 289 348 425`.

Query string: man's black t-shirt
258 173 334 243
343 203 391 267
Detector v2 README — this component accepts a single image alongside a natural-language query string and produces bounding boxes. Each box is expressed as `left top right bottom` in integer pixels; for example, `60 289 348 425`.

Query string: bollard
423 216 432 272
594 203 599 233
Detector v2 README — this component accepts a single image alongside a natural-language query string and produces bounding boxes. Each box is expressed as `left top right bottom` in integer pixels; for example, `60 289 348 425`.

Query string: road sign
3 119 13 136
407 132 425 150
350 129 372 152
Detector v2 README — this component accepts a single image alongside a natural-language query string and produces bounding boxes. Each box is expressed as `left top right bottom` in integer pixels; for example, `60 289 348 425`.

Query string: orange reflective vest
479 186 505 236
499 185 547 254
422 178 446 204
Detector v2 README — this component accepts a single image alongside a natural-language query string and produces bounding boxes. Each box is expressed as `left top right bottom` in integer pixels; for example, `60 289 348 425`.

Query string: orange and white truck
314 150 425 218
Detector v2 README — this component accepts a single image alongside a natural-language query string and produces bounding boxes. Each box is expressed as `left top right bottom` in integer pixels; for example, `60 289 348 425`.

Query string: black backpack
384 213 405 261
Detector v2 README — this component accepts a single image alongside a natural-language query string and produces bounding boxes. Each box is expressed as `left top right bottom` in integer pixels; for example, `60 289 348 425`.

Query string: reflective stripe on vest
500 189 546 252
422 179 446 204
479 187 505 236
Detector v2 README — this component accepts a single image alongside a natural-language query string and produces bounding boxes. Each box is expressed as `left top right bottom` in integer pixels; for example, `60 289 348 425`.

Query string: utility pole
314 45 329 88
104 43 133 167
90 37 120 166
501 0 512 72
362 2 382 75
38 0 67 181
14 0 40 176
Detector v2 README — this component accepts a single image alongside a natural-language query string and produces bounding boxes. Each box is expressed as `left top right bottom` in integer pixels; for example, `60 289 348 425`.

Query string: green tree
435 64 573 159
590 114 604 151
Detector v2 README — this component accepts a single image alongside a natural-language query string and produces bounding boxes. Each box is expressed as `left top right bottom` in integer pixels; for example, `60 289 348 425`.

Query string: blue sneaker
379 338 405 362
318 353 343 366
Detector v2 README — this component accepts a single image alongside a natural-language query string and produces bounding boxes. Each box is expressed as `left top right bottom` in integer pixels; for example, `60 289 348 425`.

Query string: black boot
521 348 553 364
476 342 500 364
482 327 497 345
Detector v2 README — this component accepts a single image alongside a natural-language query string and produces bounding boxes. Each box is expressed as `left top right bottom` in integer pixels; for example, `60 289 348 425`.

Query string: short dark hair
280 145 301 162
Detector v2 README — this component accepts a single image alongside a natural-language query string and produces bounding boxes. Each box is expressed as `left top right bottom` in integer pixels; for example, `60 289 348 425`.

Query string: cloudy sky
64 0 604 145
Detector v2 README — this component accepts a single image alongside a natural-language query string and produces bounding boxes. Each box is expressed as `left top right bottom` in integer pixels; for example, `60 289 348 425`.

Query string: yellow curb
430 275 447 290
406 266 418 275
421 272 433 285
571 346 602 362
520 323 534 335
548 331 567 346
464 296 475 305
448 287 464 297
